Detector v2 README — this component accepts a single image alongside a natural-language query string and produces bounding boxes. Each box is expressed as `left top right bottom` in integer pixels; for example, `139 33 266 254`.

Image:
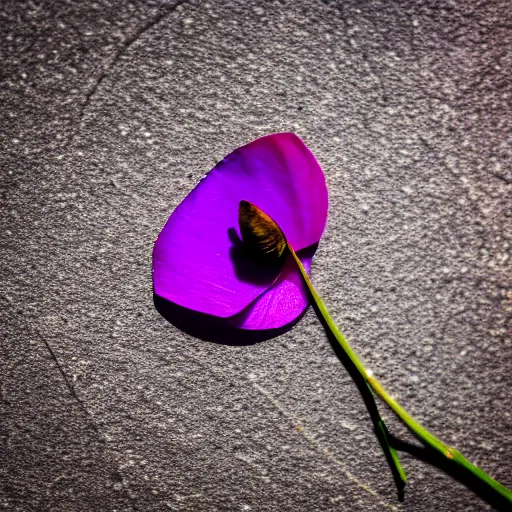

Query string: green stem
288 245 512 507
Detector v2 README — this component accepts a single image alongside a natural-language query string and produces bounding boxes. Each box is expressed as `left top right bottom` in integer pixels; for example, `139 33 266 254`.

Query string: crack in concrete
34 327 140 511
64 0 190 150
35 327 102 438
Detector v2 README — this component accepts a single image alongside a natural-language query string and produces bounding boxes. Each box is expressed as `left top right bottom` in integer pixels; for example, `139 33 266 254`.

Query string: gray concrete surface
1 1 511 510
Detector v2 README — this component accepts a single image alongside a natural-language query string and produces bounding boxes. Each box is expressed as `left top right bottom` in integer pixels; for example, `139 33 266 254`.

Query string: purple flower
152 133 328 336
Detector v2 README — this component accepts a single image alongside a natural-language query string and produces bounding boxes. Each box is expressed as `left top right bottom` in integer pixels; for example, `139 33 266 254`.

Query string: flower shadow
153 293 306 345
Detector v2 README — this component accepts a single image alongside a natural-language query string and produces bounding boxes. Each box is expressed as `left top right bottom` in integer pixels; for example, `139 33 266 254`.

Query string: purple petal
229 254 312 331
152 133 328 324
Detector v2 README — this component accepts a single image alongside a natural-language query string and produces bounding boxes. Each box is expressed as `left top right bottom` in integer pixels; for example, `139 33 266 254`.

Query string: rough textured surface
1 1 511 511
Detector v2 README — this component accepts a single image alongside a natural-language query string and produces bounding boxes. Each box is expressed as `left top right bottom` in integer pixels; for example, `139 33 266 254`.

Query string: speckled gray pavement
1 1 511 511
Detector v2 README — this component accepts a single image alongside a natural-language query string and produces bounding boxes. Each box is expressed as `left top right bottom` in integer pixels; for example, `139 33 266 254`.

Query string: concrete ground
1 1 511 511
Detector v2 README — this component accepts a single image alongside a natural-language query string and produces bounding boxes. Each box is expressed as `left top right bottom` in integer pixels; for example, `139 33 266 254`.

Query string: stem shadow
315 310 405 501
388 435 512 511
315 305 510 510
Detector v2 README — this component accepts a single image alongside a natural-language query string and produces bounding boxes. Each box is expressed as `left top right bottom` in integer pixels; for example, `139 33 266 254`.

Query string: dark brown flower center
238 200 287 261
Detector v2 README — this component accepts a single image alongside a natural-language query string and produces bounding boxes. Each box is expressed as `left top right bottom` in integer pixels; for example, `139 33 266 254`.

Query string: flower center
238 200 287 261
